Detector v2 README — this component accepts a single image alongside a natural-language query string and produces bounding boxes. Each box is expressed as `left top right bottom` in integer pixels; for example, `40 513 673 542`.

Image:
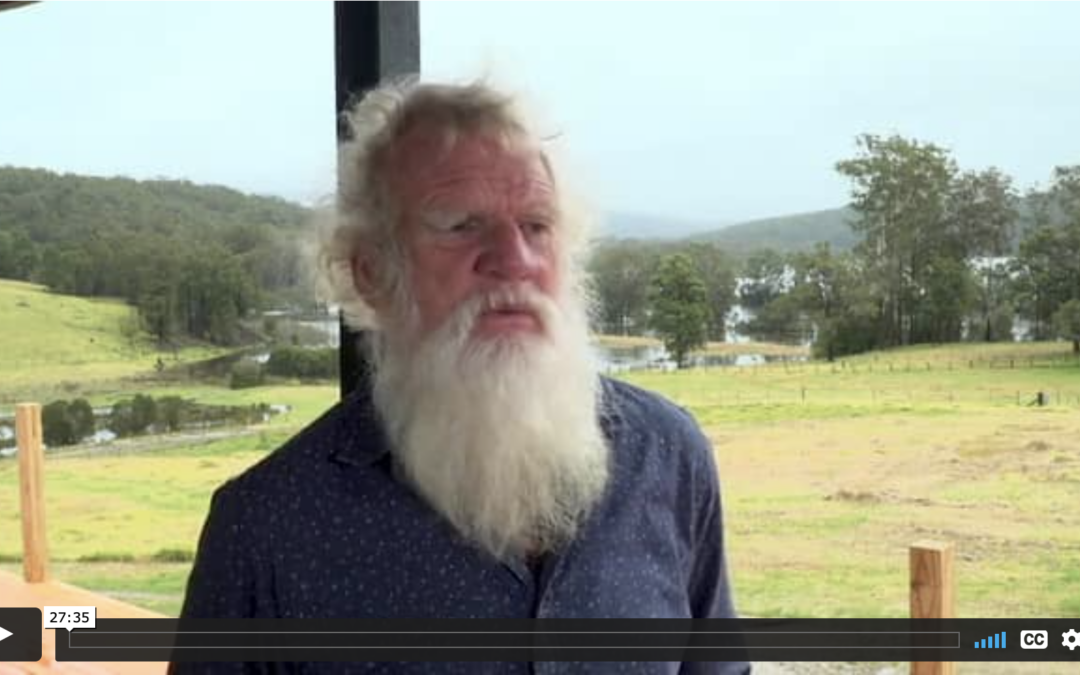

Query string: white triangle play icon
0 625 12 643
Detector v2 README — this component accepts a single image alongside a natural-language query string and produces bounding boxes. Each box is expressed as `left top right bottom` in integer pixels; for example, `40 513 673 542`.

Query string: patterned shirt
176 376 749 675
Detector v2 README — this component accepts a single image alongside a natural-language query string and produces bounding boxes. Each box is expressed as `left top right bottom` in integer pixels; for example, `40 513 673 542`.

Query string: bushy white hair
315 78 596 330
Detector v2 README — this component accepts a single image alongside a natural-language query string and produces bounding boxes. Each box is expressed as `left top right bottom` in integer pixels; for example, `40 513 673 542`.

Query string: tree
1013 225 1069 339
741 292 809 344
158 396 190 432
1013 166 1080 339
678 243 737 342
789 244 879 360
947 168 1019 341
916 255 977 343
647 254 709 368
132 394 158 434
0 228 38 280
42 401 77 447
0 165 314 345
738 248 788 311
587 241 657 335
1052 299 1080 354
946 168 1018 259
68 398 96 442
836 134 957 346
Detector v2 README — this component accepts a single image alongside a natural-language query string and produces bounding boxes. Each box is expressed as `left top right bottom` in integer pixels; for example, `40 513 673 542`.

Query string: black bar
333 0 420 399
49 618 1080 662
70 630 954 650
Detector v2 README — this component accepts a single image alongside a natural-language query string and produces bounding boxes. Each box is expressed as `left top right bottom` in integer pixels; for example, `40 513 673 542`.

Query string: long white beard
368 284 610 561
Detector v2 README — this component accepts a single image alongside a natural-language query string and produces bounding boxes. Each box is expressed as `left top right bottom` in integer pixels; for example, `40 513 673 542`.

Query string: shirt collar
328 388 391 468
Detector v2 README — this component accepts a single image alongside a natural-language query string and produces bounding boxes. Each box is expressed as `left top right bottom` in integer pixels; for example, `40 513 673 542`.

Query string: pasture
2 304 1077 623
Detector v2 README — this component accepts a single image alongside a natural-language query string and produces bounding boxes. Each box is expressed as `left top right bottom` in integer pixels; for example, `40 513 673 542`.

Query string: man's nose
476 219 541 280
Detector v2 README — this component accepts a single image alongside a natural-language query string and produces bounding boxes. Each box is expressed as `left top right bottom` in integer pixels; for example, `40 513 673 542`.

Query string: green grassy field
622 345 1080 620
0 279 227 403
3 349 1078 620
0 279 337 614
0 385 338 616
2 286 1078 623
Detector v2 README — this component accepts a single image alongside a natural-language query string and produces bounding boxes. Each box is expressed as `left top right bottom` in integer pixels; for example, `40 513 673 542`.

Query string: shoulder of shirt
599 376 721 501
211 389 385 499
600 375 712 455
600 375 700 434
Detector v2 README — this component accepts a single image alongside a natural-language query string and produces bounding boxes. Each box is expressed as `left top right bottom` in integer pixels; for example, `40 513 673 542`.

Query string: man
177 79 748 674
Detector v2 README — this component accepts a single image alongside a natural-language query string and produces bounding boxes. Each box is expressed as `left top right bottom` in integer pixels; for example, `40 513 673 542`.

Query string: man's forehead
388 126 553 197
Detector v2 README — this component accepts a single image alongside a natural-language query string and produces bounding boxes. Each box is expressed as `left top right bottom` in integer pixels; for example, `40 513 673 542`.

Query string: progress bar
43 618 1080 662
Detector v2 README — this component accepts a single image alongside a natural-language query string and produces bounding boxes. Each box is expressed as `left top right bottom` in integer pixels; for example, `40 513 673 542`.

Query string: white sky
1 1 1078 225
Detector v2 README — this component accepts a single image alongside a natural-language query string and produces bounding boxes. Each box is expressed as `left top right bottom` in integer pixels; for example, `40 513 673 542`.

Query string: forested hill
689 200 1044 255
689 207 858 254
0 166 315 345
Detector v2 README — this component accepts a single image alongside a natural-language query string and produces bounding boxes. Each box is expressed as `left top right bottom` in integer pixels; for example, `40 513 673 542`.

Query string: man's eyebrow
418 208 469 225
522 201 558 216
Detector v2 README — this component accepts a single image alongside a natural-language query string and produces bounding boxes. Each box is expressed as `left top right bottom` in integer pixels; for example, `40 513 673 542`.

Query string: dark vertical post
334 1 420 398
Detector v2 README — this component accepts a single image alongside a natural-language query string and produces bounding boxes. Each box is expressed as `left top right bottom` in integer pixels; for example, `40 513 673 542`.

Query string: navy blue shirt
177 377 749 674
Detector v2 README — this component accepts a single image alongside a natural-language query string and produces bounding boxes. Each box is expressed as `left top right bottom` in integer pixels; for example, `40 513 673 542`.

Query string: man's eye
523 219 552 236
428 215 481 235
449 218 481 233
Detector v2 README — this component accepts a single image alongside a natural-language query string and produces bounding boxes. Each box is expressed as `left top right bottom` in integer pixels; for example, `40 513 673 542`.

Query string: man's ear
349 247 387 315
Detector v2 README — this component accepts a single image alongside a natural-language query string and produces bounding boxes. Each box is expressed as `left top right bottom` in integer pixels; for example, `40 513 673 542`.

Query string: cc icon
1021 630 1047 649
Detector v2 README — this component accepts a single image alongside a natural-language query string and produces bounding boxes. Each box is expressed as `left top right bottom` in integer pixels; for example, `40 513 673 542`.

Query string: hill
0 279 223 400
601 211 727 240
0 278 145 369
0 166 312 302
691 207 857 254
0 166 308 244
0 167 317 345
690 196 1047 255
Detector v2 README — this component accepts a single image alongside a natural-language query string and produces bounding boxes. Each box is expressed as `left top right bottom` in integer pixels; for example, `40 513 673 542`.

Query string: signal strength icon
975 632 1006 649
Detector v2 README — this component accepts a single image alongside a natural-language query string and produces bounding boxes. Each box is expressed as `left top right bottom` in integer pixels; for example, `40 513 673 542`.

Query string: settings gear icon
1064 629 1080 651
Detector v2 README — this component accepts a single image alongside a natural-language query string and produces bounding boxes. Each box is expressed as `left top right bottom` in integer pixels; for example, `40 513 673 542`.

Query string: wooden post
910 541 955 675
16 402 49 583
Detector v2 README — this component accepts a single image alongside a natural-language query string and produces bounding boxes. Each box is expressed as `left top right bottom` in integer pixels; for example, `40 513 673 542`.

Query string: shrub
77 552 136 563
266 346 338 380
150 548 194 563
68 398 96 440
229 360 264 389
131 394 158 434
157 396 190 432
42 399 96 447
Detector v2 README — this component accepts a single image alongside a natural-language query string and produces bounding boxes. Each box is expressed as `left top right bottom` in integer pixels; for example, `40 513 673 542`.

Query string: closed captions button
1021 630 1048 649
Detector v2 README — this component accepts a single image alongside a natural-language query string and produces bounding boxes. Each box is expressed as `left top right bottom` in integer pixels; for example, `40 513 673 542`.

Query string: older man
177 80 748 674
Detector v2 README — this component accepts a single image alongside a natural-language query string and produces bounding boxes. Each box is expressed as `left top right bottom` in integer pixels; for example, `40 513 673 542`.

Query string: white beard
367 283 610 561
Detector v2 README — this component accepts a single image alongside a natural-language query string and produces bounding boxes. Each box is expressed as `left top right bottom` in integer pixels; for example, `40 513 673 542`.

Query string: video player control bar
44 618 1080 662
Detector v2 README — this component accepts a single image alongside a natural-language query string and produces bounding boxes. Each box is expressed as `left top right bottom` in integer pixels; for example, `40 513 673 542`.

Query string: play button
0 608 42 661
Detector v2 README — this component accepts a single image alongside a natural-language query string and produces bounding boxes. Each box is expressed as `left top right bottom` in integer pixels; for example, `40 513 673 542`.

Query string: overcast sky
2 2 1078 225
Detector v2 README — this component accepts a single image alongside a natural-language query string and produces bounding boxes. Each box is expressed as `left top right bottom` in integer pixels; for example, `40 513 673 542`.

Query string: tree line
0 167 315 346
588 135 1080 363
37 395 272 448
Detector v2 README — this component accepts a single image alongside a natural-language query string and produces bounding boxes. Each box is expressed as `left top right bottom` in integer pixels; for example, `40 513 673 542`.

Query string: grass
0 382 337 617
2 326 1078 622
0 278 229 404
622 350 1080 620
0 561 192 617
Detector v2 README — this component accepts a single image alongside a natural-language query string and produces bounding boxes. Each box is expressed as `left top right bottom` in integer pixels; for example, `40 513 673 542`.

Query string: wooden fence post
910 541 955 675
16 402 49 583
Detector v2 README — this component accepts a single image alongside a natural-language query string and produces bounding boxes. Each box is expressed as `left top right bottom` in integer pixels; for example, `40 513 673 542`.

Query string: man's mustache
452 285 557 334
